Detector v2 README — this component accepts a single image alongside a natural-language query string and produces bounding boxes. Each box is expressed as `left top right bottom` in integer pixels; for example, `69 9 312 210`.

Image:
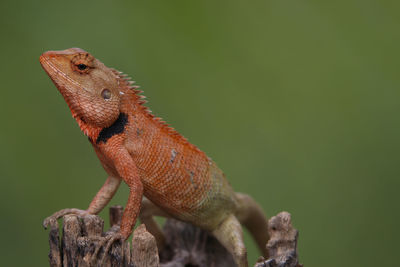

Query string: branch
46 207 302 266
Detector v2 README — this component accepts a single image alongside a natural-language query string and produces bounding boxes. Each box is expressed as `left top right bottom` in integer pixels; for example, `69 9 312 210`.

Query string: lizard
40 48 270 267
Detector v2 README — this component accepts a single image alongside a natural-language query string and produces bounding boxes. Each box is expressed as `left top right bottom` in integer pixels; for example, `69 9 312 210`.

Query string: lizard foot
43 208 90 229
92 232 125 265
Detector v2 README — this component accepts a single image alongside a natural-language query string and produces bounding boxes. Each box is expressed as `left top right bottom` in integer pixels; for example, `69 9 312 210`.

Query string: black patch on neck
96 113 128 144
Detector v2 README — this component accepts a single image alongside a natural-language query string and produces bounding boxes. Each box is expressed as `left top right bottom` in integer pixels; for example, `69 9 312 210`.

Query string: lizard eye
77 64 87 70
72 53 94 74
73 61 91 74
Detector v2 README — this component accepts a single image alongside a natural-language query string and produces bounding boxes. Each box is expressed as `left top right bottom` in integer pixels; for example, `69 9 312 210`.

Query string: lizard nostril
101 89 111 100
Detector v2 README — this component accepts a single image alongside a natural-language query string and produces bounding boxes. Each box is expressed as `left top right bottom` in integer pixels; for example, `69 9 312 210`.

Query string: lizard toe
43 208 89 229
91 232 125 265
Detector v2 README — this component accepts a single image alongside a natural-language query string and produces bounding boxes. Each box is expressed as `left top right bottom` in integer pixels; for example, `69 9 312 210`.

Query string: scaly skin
40 48 269 267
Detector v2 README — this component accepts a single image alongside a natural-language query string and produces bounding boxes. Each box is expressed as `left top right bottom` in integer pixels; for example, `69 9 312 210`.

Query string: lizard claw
43 208 89 229
92 232 125 265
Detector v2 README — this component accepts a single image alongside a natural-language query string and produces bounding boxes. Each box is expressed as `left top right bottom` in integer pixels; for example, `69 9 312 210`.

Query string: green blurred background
1 0 399 266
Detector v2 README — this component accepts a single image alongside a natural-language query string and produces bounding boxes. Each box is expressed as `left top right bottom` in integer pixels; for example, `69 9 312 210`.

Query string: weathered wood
48 220 61 267
132 224 160 267
160 219 236 267
46 206 302 267
62 215 81 266
109 205 123 228
47 207 131 267
255 211 302 267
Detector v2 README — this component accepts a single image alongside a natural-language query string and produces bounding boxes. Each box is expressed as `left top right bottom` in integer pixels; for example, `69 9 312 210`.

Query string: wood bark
46 206 302 267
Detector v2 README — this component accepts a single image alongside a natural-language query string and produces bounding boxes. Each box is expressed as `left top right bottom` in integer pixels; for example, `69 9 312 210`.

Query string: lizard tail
235 192 270 257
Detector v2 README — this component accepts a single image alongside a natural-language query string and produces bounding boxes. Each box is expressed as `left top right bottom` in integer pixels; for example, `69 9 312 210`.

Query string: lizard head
40 48 121 129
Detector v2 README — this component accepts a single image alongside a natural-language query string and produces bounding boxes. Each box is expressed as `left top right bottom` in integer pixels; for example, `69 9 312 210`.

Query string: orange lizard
40 48 269 267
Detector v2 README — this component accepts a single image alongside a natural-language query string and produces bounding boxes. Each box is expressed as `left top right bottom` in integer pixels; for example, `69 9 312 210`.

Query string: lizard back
117 73 237 229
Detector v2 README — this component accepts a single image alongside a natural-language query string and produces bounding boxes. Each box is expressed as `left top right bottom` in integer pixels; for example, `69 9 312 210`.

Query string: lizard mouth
39 53 53 77
39 52 83 94
39 52 83 120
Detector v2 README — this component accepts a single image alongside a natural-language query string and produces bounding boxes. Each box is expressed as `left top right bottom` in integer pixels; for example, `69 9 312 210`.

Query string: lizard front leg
94 148 143 263
112 148 143 239
43 176 121 228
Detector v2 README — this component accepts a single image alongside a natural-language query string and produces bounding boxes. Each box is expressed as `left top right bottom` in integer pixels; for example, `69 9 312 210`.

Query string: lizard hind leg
212 214 248 267
139 197 170 250
235 192 269 258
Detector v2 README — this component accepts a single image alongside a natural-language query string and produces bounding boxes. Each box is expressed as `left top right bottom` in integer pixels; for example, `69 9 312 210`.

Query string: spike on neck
112 69 204 154
74 115 103 140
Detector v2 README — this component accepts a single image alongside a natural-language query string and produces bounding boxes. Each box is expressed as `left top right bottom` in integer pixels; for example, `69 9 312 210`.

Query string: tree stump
45 206 302 267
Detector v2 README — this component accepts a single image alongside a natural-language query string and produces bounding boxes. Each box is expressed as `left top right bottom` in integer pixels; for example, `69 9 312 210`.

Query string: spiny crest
112 69 202 153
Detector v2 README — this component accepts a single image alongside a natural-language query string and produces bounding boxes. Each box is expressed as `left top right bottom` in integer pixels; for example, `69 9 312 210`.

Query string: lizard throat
75 115 102 141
